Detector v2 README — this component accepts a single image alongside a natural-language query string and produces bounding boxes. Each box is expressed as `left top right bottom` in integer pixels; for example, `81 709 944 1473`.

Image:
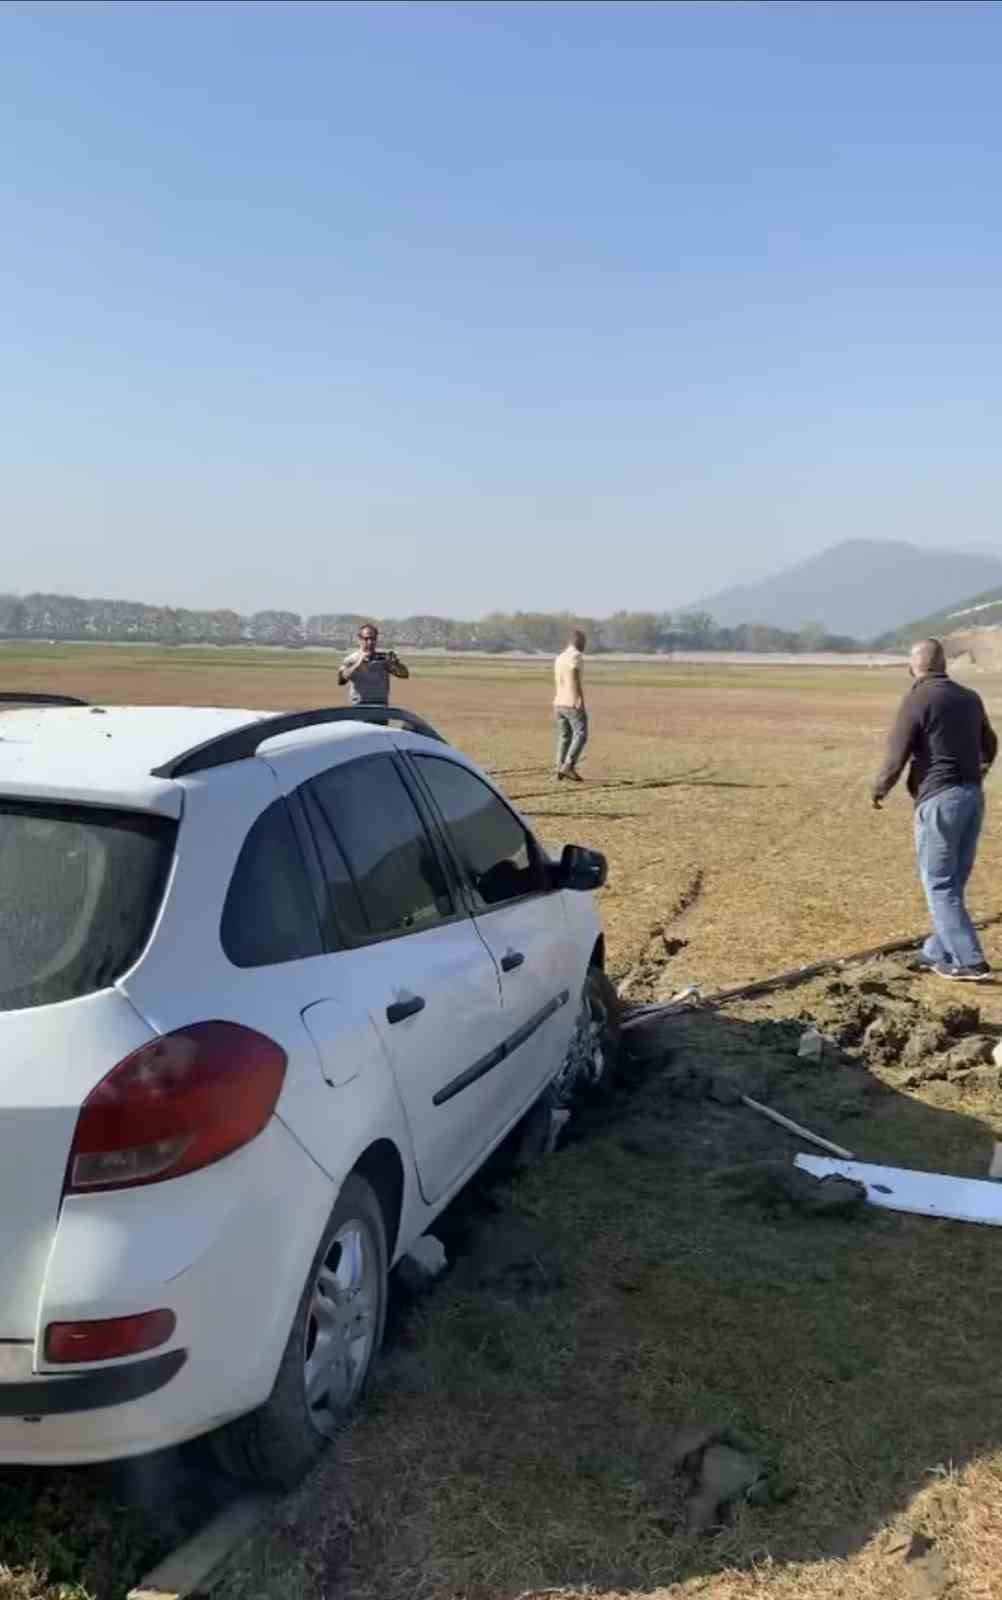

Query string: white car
0 696 612 1483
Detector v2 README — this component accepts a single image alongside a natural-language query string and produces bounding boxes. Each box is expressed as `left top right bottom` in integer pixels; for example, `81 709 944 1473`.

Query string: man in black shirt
873 638 997 981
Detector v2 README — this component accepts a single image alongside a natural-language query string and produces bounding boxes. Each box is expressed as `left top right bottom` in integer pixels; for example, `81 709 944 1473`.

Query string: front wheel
549 965 622 1105
583 964 621 1083
209 1173 388 1488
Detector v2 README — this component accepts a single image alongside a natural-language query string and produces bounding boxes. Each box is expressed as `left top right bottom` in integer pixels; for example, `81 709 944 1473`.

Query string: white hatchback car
0 696 612 1484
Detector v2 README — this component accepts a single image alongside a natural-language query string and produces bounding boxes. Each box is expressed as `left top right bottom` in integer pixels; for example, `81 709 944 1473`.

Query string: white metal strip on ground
128 1491 278 1600
795 1155 1002 1226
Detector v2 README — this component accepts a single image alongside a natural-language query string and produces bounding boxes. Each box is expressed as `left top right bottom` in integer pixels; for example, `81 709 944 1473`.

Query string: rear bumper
0 1117 335 1465
0 1349 186 1417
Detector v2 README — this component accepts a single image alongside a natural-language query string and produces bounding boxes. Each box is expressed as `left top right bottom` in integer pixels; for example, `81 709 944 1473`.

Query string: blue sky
3 1 1001 619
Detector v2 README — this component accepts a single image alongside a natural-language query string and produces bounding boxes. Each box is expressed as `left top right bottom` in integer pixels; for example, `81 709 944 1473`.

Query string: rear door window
0 801 175 1012
304 756 454 942
221 799 323 968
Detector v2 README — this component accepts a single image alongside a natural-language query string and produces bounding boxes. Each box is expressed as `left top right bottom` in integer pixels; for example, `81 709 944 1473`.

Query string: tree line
0 593 860 654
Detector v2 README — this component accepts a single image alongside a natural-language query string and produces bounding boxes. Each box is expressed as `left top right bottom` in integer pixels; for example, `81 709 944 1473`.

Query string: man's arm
872 694 917 806
570 652 585 710
982 709 998 773
337 651 360 686
388 652 410 680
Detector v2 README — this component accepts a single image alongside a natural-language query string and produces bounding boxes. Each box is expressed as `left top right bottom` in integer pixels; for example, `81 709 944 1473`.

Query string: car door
407 753 579 1123
295 753 511 1205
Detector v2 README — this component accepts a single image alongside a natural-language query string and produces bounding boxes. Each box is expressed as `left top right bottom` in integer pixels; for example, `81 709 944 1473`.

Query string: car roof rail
151 704 447 779
0 692 90 707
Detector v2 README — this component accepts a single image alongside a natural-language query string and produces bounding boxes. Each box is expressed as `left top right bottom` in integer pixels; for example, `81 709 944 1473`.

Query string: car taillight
45 1310 176 1364
66 1022 287 1194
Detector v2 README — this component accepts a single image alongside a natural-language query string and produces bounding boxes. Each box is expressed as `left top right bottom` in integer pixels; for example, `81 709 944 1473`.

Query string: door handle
386 995 426 1025
501 950 525 972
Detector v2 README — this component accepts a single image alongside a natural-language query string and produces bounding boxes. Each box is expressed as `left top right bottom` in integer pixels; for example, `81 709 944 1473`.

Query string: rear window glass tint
0 802 175 1013
221 799 323 968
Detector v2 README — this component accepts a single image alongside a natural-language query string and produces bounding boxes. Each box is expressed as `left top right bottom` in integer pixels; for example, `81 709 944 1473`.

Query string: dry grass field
2 643 1002 1600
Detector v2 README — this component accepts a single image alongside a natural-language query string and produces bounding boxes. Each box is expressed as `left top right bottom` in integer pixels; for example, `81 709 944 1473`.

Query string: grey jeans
555 707 589 771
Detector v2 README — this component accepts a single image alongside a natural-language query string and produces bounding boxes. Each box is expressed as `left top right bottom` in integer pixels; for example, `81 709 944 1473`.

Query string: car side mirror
558 844 608 892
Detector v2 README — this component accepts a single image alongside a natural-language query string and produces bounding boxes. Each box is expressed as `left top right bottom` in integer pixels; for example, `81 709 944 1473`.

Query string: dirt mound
796 959 997 1088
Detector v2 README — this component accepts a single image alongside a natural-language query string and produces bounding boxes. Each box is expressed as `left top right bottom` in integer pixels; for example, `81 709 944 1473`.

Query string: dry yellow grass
2 645 1002 1600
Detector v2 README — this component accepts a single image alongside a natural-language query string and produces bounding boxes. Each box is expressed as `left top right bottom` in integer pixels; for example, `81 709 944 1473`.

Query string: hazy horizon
3 3 1001 619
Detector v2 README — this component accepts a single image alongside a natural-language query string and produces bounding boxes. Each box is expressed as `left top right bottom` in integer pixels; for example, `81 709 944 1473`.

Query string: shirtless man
553 629 588 782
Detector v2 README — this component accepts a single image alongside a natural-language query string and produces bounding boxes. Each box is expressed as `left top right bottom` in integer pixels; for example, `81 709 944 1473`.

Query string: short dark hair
912 637 946 674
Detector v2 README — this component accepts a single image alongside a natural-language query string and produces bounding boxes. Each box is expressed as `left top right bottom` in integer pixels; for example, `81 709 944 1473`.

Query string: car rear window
0 801 176 1013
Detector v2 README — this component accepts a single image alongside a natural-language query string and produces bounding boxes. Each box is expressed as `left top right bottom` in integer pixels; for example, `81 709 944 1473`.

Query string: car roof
0 704 410 817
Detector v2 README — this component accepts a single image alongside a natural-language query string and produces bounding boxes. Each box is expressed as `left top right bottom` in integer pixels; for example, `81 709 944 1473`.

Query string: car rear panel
0 990 156 1339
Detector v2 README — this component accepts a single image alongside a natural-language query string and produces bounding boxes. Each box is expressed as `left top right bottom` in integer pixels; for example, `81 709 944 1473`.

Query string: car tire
585 964 621 1080
209 1173 388 1489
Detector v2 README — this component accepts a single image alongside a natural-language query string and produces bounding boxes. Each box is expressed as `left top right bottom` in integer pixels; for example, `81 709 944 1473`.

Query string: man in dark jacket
873 638 997 981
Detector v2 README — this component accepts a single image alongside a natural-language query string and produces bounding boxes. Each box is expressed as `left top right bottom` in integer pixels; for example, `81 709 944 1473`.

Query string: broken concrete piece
396 1235 449 1294
687 1444 765 1532
797 1026 824 1062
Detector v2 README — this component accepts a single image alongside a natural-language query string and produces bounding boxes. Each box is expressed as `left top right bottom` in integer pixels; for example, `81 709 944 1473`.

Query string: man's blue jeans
914 784 986 968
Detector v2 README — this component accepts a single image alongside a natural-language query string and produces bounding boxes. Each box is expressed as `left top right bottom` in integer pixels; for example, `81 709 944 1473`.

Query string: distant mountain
874 585 1002 649
696 539 1002 641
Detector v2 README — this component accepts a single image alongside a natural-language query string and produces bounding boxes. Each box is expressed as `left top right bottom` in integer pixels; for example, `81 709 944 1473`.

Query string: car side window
304 756 454 942
411 756 546 909
221 799 323 968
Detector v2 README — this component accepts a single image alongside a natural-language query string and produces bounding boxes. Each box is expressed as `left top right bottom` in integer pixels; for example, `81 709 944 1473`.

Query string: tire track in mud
505 767 716 804
618 867 705 1003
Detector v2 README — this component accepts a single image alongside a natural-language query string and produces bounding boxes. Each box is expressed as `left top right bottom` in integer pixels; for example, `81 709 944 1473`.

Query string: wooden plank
741 1095 855 1160
128 1490 278 1600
